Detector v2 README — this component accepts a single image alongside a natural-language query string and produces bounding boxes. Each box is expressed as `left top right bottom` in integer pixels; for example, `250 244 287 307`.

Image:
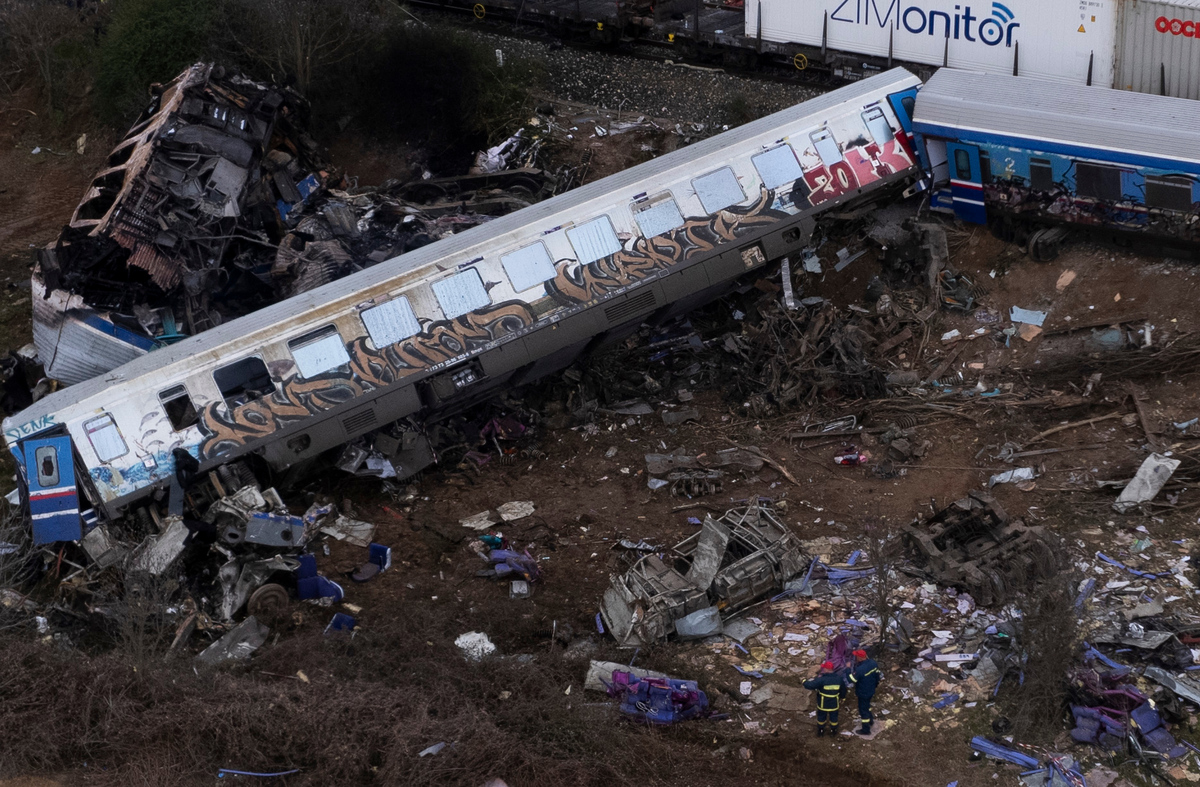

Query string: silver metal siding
912 68 1200 165
10 68 922 430
1115 0 1200 99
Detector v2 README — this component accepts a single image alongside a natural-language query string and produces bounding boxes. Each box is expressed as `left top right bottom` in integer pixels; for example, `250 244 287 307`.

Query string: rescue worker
803 660 845 737
847 648 881 736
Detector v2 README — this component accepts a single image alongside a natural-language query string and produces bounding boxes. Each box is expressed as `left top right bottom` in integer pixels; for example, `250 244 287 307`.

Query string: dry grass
0 605 710 786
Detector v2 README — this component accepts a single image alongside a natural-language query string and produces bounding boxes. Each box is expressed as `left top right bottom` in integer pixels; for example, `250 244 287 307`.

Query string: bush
94 0 219 125
332 21 543 162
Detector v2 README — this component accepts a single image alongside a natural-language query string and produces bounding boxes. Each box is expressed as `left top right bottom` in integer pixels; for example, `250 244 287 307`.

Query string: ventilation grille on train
341 407 378 435
604 290 658 324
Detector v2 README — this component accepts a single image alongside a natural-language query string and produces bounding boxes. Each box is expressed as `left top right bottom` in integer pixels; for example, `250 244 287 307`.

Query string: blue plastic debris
297 575 344 602
297 554 317 579
595 612 605 634
368 543 392 571
970 736 1040 769
734 665 764 679
933 693 960 709
1074 579 1096 608
325 613 356 634
1096 552 1165 580
608 670 713 724
846 550 862 566
218 768 301 778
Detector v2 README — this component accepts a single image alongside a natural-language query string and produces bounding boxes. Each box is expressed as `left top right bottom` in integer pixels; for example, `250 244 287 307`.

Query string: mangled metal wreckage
4 70 924 570
601 502 808 646
32 63 550 387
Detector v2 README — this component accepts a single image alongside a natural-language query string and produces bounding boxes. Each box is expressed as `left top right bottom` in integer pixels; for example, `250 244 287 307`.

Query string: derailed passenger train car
3 69 922 542
913 68 1200 260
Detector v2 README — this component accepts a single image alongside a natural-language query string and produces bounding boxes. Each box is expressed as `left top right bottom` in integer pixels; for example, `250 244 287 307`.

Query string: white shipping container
746 0 1116 87
1114 0 1200 99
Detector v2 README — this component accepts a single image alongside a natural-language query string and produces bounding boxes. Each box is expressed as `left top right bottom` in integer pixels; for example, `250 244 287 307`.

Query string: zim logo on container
832 0 1021 46
1155 16 1198 38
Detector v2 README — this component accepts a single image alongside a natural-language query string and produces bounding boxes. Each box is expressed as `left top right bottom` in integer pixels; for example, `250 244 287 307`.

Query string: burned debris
31 63 559 385
901 492 1060 607
601 501 807 647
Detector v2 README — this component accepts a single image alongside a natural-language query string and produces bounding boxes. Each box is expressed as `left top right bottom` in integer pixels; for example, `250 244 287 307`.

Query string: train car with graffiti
3 69 923 543
913 68 1200 260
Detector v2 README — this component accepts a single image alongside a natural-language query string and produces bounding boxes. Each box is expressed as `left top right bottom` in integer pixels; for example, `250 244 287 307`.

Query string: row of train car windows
959 150 1194 212
141 138 865 436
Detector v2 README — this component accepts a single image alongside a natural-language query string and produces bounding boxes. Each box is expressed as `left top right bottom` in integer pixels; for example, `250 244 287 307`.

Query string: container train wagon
913 68 1200 260
425 0 1200 99
3 69 923 543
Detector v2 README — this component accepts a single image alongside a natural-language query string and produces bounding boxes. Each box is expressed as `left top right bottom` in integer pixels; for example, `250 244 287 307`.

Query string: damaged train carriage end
3 69 922 546
601 501 808 647
33 63 320 385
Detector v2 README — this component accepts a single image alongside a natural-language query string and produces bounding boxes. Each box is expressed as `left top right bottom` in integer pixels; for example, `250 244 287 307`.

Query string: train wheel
1028 227 1061 262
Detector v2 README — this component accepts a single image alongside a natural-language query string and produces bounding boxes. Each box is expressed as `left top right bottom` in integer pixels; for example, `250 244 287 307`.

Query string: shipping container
1114 0 1200 98
746 0 1117 87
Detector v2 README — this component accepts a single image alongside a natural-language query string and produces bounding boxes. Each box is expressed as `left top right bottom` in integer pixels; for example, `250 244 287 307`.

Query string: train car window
810 129 843 167
566 216 622 264
214 357 276 409
501 242 556 292
287 325 351 379
361 296 421 347
83 414 128 462
34 445 59 487
693 167 745 214
954 149 972 180
901 96 915 118
979 150 993 184
158 385 199 431
861 107 894 145
432 270 490 319
1146 176 1193 212
1076 163 1122 202
753 145 803 190
633 196 685 239
1029 159 1054 192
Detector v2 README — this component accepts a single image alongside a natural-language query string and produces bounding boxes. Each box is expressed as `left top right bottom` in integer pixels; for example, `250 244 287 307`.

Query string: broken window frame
565 216 622 265
83 413 129 463
158 384 199 431
692 167 746 215
360 295 421 348
431 269 491 320
752 144 804 190
213 356 276 410
286 324 350 379
1145 174 1194 212
500 242 557 293
632 194 686 239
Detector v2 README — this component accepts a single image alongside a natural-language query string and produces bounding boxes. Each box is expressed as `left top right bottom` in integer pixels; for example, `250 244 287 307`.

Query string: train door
886 87 925 168
945 143 987 225
21 435 82 544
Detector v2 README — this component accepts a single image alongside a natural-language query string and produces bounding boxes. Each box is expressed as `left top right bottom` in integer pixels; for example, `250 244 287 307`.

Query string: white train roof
8 67 919 431
914 68 1200 168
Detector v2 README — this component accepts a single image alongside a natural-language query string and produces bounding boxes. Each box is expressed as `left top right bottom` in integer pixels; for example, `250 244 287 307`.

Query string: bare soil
2 87 1199 787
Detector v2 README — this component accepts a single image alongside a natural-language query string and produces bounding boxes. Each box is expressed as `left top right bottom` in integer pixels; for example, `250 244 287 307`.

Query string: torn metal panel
129 517 189 575
195 615 269 665
601 502 807 647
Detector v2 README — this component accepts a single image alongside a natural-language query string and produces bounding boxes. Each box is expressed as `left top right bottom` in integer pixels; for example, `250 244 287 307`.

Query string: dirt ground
2 86 1199 787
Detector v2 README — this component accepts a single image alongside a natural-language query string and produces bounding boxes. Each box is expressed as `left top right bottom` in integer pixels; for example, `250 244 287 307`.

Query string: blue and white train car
912 68 1200 258
3 69 923 543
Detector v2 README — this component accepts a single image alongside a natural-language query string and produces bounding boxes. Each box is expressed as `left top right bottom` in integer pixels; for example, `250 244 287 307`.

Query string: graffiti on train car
197 301 538 458
546 187 788 304
802 136 916 205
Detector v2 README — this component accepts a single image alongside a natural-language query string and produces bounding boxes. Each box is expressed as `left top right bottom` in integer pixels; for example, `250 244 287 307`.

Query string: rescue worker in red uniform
804 660 845 736
848 648 881 736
